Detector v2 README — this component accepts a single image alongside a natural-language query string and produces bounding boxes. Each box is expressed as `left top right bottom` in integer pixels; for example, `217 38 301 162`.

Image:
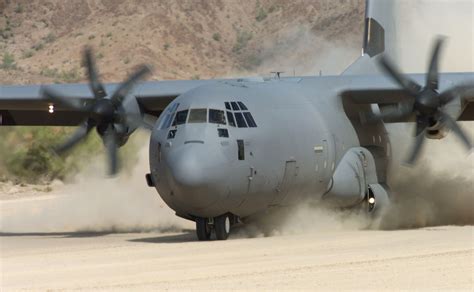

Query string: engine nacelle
323 147 381 208
426 120 448 140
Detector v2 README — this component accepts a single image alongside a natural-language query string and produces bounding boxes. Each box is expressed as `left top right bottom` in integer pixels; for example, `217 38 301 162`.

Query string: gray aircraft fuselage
150 76 382 220
149 71 473 221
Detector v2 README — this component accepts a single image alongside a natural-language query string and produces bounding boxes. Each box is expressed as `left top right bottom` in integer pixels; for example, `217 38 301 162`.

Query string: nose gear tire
215 214 231 240
196 217 211 241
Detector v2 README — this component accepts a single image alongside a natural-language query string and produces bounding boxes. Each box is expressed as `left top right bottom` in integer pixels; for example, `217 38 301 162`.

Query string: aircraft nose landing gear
214 214 231 240
195 214 234 241
195 217 212 241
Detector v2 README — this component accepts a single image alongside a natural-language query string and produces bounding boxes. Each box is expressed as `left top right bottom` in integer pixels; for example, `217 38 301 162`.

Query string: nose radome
168 146 221 209
170 148 205 188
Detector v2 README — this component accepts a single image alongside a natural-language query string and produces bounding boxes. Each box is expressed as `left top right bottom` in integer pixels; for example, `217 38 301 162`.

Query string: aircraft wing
0 79 226 126
340 73 474 123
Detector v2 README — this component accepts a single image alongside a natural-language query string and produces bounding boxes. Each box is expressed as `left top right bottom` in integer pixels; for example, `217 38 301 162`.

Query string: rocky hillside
1 0 364 84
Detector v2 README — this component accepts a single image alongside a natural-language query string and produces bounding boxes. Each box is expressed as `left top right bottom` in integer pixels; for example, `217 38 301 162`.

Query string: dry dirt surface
0 0 363 84
1 194 473 291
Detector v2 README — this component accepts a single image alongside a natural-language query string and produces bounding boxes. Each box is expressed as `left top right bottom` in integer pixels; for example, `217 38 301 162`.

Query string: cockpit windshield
172 110 188 126
209 109 226 125
188 109 207 123
161 104 255 129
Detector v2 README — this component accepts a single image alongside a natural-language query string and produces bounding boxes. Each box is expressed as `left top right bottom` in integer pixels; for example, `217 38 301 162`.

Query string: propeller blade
110 65 152 108
426 37 445 90
440 111 472 151
55 120 93 154
378 56 422 96
103 124 119 176
406 121 428 166
439 83 474 105
42 87 85 111
84 48 107 99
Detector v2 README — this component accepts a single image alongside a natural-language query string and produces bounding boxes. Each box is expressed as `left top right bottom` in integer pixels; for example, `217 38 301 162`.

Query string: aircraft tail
343 0 396 75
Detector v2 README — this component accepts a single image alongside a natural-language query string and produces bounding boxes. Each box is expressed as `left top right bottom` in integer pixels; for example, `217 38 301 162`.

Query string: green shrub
0 127 142 183
256 7 267 22
43 32 56 43
242 53 263 70
40 67 81 83
212 33 221 41
14 4 23 13
22 50 34 59
0 127 101 183
232 30 253 54
32 42 44 51
0 52 16 70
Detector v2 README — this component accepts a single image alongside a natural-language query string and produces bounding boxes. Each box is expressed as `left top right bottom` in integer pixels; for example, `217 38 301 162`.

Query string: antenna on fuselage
270 71 284 79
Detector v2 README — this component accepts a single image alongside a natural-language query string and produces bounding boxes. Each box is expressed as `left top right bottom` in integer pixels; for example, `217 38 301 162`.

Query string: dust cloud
0 132 192 234
395 0 473 73
379 124 473 229
237 0 474 237
253 25 361 76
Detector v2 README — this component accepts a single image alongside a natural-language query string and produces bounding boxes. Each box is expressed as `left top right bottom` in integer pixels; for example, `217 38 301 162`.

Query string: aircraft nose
167 145 222 209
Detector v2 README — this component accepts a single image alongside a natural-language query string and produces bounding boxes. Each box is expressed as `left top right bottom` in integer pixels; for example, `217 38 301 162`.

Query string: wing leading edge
0 79 227 126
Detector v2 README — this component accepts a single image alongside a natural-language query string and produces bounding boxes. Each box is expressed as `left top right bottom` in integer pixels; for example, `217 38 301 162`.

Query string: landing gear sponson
195 214 234 241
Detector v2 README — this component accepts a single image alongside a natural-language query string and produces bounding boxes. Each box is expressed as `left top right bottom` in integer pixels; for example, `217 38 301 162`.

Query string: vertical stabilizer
343 0 397 75
344 0 473 75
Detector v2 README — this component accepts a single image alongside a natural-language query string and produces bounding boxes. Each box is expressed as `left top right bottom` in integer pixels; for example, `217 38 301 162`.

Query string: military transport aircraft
1 1 473 240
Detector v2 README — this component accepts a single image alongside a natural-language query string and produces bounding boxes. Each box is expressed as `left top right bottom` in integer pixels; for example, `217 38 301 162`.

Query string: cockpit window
237 102 248 110
209 109 226 125
230 102 240 111
243 112 257 127
188 108 207 123
160 103 179 129
225 102 231 110
234 112 247 128
172 110 189 126
226 111 236 127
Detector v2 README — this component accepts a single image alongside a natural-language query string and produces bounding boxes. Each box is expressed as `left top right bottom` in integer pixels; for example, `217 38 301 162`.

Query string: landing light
368 197 375 204
48 104 54 114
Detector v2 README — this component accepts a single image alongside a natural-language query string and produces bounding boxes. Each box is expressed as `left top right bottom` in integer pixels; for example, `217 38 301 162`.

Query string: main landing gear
195 214 233 241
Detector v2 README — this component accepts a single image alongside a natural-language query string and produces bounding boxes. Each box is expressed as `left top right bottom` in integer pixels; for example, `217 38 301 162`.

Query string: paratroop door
272 161 297 205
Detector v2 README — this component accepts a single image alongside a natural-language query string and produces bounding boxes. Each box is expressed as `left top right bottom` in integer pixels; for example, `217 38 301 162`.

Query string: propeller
42 48 152 175
376 37 473 165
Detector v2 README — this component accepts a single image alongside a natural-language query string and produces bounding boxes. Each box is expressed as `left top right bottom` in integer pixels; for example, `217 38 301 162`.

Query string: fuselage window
188 108 207 123
218 128 229 138
209 109 226 125
230 102 240 111
173 110 189 126
237 102 248 110
234 112 247 128
225 102 231 110
226 111 236 127
243 112 257 127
